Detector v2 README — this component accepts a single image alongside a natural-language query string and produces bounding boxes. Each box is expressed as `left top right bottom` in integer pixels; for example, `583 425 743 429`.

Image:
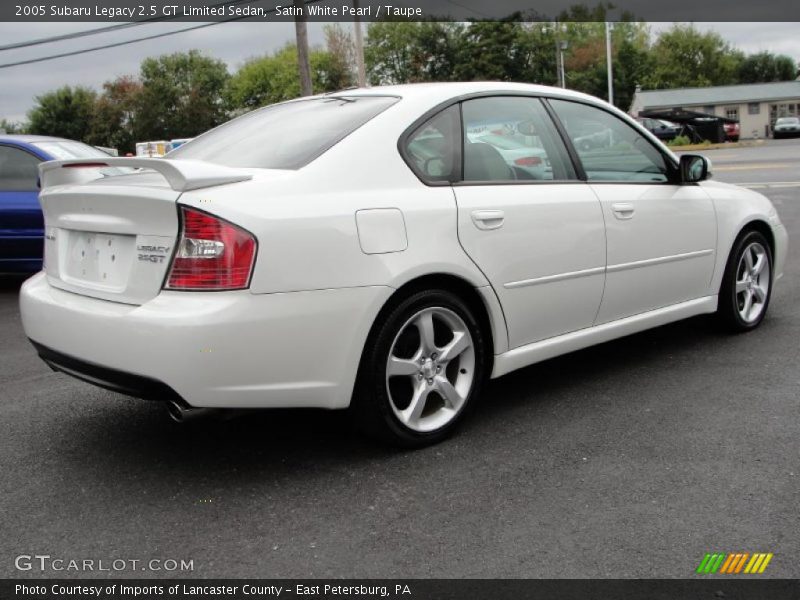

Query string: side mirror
680 154 712 183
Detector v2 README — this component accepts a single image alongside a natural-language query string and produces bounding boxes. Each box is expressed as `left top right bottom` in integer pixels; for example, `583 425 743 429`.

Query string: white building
630 80 800 139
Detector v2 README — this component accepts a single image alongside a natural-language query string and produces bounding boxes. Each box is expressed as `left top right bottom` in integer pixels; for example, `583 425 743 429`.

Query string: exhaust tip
166 400 186 423
166 400 226 423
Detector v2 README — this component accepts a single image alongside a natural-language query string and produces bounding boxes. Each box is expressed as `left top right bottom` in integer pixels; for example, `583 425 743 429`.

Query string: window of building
725 107 739 121
702 105 716 116
748 103 760 115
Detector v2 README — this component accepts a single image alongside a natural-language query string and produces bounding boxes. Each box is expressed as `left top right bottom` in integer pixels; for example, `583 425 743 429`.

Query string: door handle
471 210 505 230
611 202 635 220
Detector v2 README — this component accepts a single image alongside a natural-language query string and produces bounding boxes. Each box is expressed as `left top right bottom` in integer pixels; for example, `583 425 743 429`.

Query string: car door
0 144 44 267
548 99 717 324
448 96 607 349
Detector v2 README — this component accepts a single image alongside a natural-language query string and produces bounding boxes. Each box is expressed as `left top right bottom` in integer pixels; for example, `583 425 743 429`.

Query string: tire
716 230 773 332
352 289 487 448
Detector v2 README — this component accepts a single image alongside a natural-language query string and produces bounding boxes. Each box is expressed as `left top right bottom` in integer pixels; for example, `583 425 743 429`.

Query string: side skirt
491 296 718 378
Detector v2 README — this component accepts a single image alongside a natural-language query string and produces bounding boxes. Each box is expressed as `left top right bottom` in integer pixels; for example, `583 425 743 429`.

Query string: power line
0 22 229 69
0 0 326 70
0 0 276 52
444 0 494 19
0 23 141 52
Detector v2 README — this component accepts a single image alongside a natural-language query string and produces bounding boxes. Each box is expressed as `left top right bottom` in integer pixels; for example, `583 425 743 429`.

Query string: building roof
635 80 800 109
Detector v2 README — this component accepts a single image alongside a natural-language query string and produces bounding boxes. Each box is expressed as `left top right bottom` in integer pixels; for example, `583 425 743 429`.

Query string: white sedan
20 82 788 447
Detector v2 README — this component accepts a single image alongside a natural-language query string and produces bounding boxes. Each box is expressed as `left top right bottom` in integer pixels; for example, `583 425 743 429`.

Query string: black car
636 117 681 142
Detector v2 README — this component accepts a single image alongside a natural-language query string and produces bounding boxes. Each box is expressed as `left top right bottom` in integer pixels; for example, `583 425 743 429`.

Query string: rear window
169 95 399 170
32 141 112 159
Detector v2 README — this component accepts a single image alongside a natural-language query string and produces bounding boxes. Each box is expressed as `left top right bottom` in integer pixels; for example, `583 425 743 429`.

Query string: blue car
0 135 116 273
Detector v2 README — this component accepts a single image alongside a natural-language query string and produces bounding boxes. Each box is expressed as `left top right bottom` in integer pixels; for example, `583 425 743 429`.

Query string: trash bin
692 120 725 143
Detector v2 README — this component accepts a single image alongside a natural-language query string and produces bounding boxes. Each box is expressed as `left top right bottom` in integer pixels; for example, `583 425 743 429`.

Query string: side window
461 96 575 182
403 105 460 183
549 99 670 183
0 146 41 191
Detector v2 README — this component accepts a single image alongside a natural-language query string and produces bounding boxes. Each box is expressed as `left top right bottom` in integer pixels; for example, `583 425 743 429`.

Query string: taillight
514 156 542 166
166 207 256 291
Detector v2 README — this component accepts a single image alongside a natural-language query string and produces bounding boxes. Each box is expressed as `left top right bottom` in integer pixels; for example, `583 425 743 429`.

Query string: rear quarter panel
177 98 491 296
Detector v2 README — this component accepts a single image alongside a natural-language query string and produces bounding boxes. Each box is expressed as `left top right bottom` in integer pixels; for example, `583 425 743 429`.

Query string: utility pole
605 21 614 105
353 0 366 87
550 21 567 88
293 0 313 97
553 20 562 87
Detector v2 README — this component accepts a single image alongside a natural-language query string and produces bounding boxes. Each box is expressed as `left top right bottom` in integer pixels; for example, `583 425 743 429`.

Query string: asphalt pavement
1 139 798 579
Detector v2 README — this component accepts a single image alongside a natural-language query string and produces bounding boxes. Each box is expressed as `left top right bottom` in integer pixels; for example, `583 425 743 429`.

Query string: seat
463 142 514 181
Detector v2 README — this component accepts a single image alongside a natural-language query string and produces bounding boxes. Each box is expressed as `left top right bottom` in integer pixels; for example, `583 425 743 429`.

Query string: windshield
33 140 113 159
776 117 799 125
170 95 399 170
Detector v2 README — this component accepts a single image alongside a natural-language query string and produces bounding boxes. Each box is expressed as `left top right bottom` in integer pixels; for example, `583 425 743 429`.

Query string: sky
0 21 798 123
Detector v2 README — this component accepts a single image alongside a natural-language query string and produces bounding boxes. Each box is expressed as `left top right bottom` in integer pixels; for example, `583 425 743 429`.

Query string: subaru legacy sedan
20 83 788 447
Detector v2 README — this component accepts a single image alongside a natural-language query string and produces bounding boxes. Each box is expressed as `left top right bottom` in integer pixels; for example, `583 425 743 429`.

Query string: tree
86 76 143 154
453 17 532 82
613 35 654 111
0 119 26 134
738 52 797 83
318 24 356 91
225 44 342 111
135 50 230 141
365 21 463 85
27 86 96 141
558 20 651 109
643 24 743 89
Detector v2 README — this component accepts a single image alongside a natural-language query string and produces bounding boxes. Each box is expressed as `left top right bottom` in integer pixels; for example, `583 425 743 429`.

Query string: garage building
630 80 800 139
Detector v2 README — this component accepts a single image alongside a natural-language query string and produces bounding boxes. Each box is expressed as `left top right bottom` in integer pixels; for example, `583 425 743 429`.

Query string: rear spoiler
39 157 253 192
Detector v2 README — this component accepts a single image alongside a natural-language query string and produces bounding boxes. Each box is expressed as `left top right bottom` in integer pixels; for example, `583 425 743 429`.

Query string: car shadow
60 313 729 483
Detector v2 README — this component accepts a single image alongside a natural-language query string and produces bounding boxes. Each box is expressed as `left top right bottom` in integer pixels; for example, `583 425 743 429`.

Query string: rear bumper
20 273 392 409
31 340 188 406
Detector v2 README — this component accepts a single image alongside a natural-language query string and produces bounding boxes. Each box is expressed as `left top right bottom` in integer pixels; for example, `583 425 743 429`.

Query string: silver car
773 117 800 139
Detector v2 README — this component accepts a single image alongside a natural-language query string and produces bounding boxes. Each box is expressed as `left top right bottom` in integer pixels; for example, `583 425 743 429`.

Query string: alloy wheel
385 307 476 433
735 241 771 324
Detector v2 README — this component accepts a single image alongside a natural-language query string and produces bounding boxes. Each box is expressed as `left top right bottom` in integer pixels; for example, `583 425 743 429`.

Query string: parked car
724 121 740 142
465 130 551 180
20 83 788 447
0 135 123 273
773 117 800 139
636 117 681 142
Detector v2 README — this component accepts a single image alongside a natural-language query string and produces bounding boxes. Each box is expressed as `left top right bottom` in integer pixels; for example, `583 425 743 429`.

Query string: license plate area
62 230 136 291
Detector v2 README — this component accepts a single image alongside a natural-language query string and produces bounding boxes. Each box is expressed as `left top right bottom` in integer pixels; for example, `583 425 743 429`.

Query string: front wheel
717 230 773 332
353 289 487 447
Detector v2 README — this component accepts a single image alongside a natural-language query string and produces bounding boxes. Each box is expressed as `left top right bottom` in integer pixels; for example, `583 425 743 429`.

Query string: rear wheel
353 289 487 447
717 230 773 332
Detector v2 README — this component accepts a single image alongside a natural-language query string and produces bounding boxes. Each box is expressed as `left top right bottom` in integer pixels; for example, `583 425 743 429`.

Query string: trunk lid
38 158 253 305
